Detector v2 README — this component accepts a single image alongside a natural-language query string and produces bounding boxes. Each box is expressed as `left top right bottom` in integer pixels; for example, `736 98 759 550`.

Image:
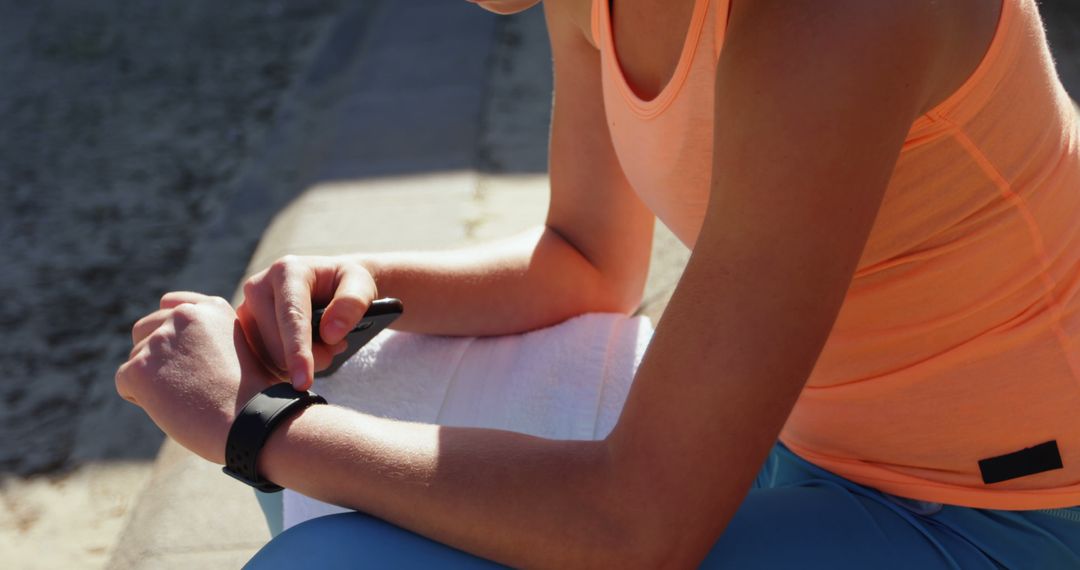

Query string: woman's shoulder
544 0 599 49
722 0 1000 115
543 0 1001 114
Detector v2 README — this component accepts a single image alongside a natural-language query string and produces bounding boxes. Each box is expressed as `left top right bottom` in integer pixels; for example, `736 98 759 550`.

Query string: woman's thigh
701 483 1001 570
243 511 509 569
723 442 1080 569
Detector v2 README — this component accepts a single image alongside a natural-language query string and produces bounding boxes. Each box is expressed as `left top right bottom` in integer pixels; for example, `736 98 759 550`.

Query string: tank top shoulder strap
591 0 732 59
590 0 602 49
712 0 733 63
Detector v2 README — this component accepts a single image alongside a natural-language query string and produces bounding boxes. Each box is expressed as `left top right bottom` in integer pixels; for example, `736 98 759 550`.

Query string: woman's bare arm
342 1 653 338
256 0 941 567
238 1 652 383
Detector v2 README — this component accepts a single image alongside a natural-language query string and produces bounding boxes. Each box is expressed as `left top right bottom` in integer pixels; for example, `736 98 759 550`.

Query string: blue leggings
245 441 1080 568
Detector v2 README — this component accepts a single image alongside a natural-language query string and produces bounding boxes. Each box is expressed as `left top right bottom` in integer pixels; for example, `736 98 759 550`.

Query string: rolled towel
282 312 654 529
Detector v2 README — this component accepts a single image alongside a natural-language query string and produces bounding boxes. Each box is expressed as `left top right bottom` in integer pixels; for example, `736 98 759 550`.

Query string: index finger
273 264 314 390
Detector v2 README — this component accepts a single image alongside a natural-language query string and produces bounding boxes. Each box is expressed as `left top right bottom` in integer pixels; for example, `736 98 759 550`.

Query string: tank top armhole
713 0 733 62
910 0 1012 133
590 0 602 49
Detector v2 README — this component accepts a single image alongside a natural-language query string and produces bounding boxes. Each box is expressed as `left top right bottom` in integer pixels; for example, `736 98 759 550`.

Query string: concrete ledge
244 173 548 267
106 439 269 569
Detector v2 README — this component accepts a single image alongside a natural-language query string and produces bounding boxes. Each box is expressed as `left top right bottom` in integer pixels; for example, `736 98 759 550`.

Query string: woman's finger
132 308 171 345
312 342 336 372
127 334 149 363
238 285 289 378
319 264 377 345
312 341 350 374
127 319 176 361
160 291 211 310
270 259 315 390
115 358 141 405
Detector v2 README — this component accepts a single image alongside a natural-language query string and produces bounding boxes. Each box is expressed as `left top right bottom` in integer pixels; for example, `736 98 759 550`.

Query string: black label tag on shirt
978 440 1063 485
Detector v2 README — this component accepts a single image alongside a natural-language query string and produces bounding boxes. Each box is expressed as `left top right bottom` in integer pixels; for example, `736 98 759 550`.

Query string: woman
116 0 1080 567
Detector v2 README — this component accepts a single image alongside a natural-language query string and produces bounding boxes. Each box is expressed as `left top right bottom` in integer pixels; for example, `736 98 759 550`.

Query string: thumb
319 268 377 345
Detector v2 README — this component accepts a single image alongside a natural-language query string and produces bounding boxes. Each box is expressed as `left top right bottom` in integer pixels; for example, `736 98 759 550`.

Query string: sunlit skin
470 0 543 15
116 0 1003 566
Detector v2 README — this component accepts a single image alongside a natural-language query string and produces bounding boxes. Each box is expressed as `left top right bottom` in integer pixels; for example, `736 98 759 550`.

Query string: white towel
282 312 654 530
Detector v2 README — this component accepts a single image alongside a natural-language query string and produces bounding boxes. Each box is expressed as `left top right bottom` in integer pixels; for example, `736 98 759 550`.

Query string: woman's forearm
258 404 642 568
354 224 638 337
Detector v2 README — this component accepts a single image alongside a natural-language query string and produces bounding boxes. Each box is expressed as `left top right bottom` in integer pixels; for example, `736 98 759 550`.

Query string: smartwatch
222 383 327 493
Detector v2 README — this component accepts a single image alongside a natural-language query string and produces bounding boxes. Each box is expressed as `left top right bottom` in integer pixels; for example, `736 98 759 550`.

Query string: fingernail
292 371 307 391
327 318 349 340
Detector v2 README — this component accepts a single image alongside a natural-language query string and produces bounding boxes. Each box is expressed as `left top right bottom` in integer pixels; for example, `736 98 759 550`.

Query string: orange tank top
593 0 1080 510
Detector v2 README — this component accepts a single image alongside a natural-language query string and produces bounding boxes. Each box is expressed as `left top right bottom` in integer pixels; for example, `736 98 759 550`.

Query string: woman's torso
591 0 1080 509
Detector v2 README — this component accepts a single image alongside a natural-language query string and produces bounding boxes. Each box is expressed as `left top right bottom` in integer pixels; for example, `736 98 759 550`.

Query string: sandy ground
0 1 345 566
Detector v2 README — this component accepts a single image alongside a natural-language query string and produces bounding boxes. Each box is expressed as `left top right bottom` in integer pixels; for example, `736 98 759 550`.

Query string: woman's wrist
254 404 426 517
255 401 335 494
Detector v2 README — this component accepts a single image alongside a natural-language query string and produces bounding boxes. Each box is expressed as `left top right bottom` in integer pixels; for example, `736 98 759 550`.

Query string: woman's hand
237 255 378 391
115 292 279 465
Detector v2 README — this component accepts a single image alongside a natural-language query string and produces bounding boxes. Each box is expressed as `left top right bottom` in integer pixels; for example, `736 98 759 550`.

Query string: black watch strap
222 383 327 493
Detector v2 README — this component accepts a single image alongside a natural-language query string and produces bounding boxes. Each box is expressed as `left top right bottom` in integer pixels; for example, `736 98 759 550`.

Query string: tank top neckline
597 0 715 118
